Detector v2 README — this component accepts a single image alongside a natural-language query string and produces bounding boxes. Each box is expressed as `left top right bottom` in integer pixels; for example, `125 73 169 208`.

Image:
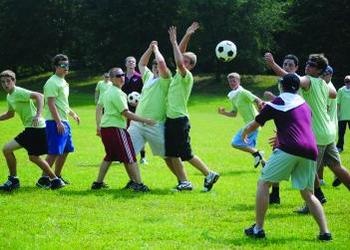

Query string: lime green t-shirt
337 86 350 121
44 74 70 121
166 69 193 118
95 80 112 96
327 81 337 128
135 67 171 122
98 85 128 129
301 76 336 145
229 87 258 124
7 86 45 128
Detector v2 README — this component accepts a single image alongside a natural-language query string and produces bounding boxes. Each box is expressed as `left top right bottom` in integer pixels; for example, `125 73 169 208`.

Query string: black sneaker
0 176 20 191
244 224 266 239
51 178 65 190
269 192 280 204
36 176 51 189
332 178 341 187
123 180 136 190
318 232 332 241
253 151 265 168
203 171 220 192
91 182 109 190
58 176 70 185
130 183 150 192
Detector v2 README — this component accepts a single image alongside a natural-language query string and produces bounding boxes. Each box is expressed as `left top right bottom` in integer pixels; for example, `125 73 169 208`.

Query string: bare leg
300 189 330 234
54 153 69 176
169 157 188 182
124 162 142 184
187 155 210 176
164 157 177 177
2 140 22 176
96 160 112 183
29 155 57 179
328 162 350 190
255 180 270 229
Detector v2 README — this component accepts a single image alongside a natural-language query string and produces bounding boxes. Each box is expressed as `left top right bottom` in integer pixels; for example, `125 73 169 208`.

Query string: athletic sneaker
318 232 332 241
58 176 70 185
244 224 266 239
332 178 341 187
130 183 150 192
203 171 220 192
337 147 343 153
51 178 65 190
0 176 20 192
140 158 148 165
175 181 193 191
253 151 265 168
91 181 109 190
36 176 51 189
123 180 136 190
269 192 280 204
294 205 309 214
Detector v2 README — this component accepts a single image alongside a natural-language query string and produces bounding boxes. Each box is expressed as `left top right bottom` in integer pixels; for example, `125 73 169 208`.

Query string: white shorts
128 121 165 157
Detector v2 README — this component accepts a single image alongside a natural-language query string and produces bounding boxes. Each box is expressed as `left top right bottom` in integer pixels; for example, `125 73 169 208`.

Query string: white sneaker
140 158 148 165
203 171 220 192
174 181 193 191
253 151 265 168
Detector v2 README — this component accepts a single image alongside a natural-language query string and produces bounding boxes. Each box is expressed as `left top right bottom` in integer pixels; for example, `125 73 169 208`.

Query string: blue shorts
231 128 258 148
46 120 74 155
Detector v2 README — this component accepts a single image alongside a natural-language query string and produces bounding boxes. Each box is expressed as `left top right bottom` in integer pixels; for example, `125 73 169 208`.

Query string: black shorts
15 127 48 156
165 116 193 161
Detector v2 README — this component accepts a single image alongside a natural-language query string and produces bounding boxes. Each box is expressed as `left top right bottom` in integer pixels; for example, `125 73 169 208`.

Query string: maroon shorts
100 127 136 163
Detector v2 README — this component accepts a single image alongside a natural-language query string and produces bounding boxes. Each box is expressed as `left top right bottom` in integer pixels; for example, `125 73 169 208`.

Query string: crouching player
242 74 331 241
0 70 64 191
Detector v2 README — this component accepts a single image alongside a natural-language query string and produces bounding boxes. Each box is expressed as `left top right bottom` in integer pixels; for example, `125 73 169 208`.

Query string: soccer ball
215 40 237 62
127 91 140 106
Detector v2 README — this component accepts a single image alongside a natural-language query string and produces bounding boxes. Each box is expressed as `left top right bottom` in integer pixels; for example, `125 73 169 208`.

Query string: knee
28 155 38 162
2 145 12 155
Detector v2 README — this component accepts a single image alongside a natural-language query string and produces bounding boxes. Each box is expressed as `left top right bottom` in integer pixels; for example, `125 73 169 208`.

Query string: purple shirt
122 71 143 112
255 97 318 160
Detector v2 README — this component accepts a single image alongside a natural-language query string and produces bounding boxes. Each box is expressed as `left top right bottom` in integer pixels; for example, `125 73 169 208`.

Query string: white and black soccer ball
127 91 141 106
215 40 237 62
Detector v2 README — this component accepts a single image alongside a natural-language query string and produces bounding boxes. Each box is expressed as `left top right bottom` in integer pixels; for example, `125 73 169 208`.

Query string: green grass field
0 74 349 249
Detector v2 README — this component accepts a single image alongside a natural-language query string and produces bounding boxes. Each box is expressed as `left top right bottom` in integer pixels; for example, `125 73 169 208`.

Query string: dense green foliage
3 0 349 79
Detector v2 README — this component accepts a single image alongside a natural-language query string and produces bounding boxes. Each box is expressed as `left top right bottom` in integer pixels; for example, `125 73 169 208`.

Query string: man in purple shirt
242 74 331 241
122 56 147 164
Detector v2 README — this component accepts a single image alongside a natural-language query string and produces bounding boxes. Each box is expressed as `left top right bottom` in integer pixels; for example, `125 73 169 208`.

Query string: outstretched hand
168 26 177 44
264 52 275 67
186 22 200 35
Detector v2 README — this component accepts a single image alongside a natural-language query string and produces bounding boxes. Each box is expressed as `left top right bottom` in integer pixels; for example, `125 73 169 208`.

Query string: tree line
0 0 349 84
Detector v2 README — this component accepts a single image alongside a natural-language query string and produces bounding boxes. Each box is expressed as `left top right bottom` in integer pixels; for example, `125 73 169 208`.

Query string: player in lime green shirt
36 54 80 188
218 72 265 168
166 23 219 192
92 67 155 191
336 75 350 152
0 70 64 191
94 72 112 104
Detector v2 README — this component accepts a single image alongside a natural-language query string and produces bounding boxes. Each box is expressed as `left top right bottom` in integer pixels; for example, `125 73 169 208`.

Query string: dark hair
280 73 300 93
52 54 69 66
308 54 328 74
284 54 299 66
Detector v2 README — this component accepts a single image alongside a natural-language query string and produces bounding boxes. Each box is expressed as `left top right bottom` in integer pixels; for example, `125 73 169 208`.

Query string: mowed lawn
0 78 349 249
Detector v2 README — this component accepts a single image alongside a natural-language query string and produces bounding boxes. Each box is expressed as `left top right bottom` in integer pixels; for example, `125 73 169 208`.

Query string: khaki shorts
317 143 341 170
260 149 316 191
128 121 165 157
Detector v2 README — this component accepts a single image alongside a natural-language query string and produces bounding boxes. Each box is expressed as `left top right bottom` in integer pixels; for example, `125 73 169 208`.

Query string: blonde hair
227 72 240 80
183 52 197 67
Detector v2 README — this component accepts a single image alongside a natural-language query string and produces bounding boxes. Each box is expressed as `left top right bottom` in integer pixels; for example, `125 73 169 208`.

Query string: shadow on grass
0 186 42 195
202 232 315 247
220 169 255 176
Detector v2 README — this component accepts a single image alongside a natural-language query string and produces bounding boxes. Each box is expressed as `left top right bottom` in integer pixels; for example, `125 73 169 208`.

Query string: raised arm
179 22 199 53
264 53 288 77
169 26 186 76
153 43 171 79
138 41 155 76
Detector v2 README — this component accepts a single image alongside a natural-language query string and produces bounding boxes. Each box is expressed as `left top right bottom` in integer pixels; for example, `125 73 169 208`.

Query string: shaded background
0 0 349 87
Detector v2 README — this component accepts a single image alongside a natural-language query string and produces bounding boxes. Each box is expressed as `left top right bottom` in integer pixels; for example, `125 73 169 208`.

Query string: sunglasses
112 73 125 78
58 63 69 69
306 61 318 67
